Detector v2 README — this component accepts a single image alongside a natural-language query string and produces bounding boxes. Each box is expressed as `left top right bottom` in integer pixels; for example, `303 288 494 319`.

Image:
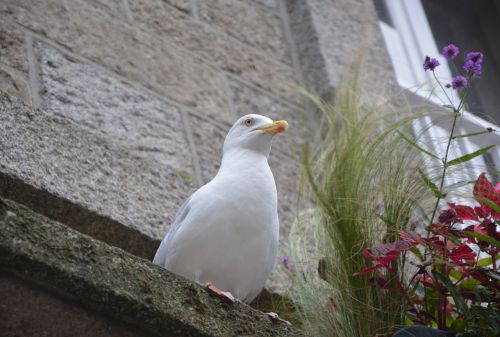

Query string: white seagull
153 114 288 304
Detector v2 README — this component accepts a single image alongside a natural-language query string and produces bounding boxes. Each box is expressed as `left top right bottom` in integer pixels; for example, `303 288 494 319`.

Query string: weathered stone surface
0 17 27 73
2 0 230 119
228 78 309 157
0 200 306 337
93 0 131 21
198 0 290 64
329 0 379 24
0 92 195 246
129 0 300 108
0 275 152 337
0 65 31 103
253 0 278 9
189 112 228 159
199 153 221 184
286 0 395 98
268 153 300 238
163 0 192 14
35 41 193 170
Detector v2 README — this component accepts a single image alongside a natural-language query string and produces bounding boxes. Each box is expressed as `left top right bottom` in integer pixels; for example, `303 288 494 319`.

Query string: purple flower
375 201 384 214
279 255 296 273
451 75 468 91
423 56 440 71
442 44 459 60
465 51 483 64
279 255 291 264
463 60 482 75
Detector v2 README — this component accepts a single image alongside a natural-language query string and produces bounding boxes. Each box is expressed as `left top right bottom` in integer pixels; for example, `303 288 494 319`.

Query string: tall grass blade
396 130 439 160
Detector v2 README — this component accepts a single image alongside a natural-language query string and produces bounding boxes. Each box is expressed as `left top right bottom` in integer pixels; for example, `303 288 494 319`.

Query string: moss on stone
0 199 306 337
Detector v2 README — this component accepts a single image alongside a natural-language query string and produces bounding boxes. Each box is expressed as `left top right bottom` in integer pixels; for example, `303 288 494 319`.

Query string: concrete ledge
0 199 305 337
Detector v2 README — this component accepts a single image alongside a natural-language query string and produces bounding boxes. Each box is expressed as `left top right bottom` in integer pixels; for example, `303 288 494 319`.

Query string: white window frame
378 0 499 185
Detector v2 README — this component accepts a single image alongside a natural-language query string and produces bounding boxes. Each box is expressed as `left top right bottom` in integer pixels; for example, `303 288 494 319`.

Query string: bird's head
222 114 288 157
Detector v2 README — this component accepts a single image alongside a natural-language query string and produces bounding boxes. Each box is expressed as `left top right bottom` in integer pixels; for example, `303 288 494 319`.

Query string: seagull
153 114 288 304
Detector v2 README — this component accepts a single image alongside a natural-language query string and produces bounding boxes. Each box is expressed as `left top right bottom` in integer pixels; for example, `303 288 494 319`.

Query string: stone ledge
0 199 305 337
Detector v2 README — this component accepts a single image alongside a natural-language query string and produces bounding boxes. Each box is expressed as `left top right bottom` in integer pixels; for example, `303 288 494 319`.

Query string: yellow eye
244 118 253 127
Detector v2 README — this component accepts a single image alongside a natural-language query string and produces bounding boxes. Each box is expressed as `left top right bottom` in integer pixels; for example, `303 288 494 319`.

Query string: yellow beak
259 120 288 135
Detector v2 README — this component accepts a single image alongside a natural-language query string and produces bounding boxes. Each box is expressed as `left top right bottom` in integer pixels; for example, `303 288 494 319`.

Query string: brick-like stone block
198 0 290 64
0 18 27 73
268 153 300 238
199 153 221 184
228 78 308 157
93 0 131 21
163 0 192 14
35 41 193 170
3 0 230 119
0 65 31 103
329 0 379 24
253 0 278 9
189 112 228 159
286 0 395 98
129 0 300 108
0 92 196 243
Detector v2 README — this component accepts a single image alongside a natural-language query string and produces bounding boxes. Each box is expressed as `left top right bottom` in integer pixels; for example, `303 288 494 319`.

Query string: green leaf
458 277 480 290
447 234 461 245
464 231 500 247
435 271 469 314
418 169 443 198
471 305 500 331
477 256 498 267
449 319 466 333
396 131 439 159
484 270 500 281
447 145 495 166
475 197 500 214
453 129 495 139
449 269 462 281
408 247 424 262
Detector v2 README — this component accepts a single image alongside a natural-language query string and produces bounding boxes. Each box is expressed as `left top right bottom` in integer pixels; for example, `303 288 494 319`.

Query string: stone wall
0 0 392 335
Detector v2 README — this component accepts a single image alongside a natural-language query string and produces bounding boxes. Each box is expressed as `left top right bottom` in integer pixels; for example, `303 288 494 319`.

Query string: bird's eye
244 118 254 127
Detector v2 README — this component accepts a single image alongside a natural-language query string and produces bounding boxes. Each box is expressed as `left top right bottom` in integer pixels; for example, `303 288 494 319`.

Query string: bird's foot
205 282 238 304
266 312 292 325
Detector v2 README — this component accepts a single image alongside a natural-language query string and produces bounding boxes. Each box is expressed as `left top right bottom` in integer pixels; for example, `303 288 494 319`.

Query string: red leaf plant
355 173 500 332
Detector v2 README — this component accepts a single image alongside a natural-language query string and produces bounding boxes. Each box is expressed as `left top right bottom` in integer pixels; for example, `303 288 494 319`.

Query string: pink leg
205 283 238 304
266 312 292 325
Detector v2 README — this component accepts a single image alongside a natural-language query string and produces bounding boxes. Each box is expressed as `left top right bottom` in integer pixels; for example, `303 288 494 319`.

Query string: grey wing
153 196 192 267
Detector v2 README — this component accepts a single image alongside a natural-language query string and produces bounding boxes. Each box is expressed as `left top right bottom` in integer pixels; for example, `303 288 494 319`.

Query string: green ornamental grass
289 69 432 337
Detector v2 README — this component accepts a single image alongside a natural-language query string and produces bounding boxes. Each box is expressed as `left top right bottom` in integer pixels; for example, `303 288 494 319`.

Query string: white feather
153 114 282 303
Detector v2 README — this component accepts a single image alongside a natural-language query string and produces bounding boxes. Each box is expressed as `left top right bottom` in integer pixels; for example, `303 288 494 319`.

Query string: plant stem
428 111 459 225
423 73 468 316
432 71 454 107
427 73 470 226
